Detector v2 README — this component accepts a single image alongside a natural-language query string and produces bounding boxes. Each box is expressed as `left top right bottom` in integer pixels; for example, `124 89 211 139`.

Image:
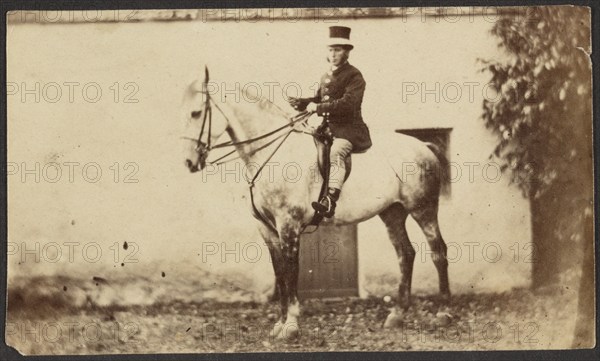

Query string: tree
481 6 593 345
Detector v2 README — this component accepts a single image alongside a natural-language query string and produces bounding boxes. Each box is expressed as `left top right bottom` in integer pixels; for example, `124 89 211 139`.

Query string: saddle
308 121 352 226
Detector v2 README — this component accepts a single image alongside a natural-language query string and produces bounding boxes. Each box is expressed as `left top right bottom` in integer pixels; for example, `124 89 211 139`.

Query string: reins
181 67 312 161
206 102 311 235
182 72 316 234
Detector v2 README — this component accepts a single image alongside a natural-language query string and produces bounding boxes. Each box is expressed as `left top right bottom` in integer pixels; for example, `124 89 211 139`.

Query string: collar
330 61 349 74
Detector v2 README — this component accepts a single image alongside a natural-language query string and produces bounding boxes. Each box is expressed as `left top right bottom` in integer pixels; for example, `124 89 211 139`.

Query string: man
289 26 372 218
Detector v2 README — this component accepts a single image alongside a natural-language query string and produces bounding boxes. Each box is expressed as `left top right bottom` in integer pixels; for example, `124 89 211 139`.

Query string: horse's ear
204 66 209 83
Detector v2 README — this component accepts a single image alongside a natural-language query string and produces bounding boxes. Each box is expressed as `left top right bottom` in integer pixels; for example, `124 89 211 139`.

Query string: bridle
181 67 312 167
181 67 319 235
185 67 214 167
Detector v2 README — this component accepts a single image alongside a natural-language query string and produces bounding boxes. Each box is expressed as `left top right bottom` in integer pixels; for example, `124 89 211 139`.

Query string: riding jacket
304 62 372 153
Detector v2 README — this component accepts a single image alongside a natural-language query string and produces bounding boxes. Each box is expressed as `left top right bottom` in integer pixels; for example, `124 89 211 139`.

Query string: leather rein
181 77 315 234
180 87 311 167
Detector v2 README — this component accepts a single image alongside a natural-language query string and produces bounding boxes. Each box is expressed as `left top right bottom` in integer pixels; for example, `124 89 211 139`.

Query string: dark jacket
305 62 372 153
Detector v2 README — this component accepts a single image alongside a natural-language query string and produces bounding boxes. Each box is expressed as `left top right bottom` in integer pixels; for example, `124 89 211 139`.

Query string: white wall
7 15 530 300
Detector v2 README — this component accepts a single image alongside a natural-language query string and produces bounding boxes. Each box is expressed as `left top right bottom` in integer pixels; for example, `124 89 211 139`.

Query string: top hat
326 26 353 49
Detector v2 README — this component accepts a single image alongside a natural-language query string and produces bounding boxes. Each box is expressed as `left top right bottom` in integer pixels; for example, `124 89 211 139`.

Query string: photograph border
1 0 598 360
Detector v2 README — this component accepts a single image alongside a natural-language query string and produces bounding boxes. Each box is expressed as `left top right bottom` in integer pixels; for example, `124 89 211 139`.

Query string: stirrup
312 195 336 218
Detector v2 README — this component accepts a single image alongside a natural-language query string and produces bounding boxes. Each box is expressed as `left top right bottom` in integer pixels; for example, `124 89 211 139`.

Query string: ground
6 282 580 354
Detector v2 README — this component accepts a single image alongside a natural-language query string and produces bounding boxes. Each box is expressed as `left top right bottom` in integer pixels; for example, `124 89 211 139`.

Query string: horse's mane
240 86 290 120
183 78 293 125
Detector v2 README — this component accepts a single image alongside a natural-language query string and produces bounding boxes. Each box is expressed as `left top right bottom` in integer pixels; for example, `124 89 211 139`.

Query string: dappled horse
180 69 450 340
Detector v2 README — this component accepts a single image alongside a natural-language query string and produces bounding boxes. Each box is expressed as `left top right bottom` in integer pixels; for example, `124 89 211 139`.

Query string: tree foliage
481 6 593 283
481 6 591 199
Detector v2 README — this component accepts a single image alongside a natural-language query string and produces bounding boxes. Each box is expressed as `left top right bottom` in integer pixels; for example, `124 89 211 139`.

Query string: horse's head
181 67 229 173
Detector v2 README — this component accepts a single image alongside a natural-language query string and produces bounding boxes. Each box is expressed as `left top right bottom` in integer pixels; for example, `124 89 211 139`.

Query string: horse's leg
268 282 280 303
411 204 451 302
258 228 281 303
379 202 415 309
256 223 287 337
276 222 302 340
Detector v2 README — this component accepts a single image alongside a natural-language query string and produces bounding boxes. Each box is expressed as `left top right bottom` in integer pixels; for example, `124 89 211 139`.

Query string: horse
180 69 450 340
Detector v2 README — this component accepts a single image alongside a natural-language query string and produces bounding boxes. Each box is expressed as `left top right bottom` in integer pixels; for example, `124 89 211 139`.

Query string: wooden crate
298 224 359 299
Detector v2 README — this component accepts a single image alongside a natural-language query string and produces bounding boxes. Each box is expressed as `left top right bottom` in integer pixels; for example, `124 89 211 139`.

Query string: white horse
181 70 450 340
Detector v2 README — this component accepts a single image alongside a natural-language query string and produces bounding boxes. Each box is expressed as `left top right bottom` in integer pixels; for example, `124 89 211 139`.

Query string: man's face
327 46 349 66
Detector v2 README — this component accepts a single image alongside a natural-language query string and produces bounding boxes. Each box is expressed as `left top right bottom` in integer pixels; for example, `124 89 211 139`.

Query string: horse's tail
424 142 448 191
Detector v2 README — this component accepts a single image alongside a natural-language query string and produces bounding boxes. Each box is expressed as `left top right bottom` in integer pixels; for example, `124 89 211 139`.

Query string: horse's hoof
269 321 284 338
434 311 453 327
383 308 404 329
276 321 300 341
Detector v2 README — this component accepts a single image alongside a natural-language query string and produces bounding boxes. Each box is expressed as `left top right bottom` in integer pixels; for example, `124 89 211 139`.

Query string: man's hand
288 97 309 111
306 102 317 113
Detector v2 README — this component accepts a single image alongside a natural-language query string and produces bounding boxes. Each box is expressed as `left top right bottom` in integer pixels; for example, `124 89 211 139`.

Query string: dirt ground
6 279 580 354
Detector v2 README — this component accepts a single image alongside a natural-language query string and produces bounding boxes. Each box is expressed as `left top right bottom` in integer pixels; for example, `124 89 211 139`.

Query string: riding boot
312 187 341 218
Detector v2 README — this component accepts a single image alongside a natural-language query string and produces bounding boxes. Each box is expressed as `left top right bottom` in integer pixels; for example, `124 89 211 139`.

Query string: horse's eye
191 110 202 119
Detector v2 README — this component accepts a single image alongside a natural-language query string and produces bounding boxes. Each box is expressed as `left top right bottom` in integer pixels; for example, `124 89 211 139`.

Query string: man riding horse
182 32 450 335
288 26 372 218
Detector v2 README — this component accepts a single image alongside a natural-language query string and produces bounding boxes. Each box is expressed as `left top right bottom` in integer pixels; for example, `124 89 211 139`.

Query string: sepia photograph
4 4 596 356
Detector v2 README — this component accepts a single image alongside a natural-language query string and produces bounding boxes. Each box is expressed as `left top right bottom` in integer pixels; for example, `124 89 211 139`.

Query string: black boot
312 188 341 218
